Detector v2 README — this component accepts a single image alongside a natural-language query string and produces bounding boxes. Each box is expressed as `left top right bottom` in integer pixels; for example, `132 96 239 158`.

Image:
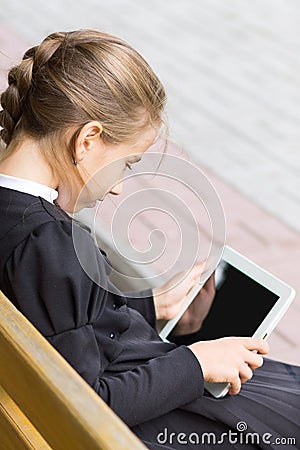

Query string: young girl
0 30 299 449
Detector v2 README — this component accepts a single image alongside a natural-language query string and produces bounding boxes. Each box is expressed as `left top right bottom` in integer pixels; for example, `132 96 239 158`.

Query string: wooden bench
0 291 147 450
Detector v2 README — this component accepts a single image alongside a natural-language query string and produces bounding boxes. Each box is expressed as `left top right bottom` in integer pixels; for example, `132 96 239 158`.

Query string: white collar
0 173 58 204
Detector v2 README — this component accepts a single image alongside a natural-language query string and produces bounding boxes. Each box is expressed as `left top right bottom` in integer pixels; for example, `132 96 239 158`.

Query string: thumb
190 262 206 281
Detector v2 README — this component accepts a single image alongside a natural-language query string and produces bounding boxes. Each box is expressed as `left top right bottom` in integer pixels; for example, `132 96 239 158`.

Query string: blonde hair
0 29 166 189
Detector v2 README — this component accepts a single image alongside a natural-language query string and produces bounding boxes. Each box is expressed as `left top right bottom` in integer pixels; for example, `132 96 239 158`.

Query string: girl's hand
189 336 270 395
153 262 216 335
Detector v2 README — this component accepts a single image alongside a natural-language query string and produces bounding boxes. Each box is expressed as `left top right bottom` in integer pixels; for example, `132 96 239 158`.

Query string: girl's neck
0 138 58 190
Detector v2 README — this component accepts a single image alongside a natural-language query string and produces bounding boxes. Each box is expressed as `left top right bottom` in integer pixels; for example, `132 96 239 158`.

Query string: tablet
159 246 296 398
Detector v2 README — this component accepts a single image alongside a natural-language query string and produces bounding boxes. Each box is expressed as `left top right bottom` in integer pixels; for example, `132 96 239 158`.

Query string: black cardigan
0 187 204 427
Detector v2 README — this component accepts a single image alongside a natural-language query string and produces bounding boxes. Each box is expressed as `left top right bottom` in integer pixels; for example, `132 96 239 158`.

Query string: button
110 332 115 339
112 303 117 310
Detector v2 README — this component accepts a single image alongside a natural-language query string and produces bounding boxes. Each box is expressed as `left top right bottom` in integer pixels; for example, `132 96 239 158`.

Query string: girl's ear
74 121 103 162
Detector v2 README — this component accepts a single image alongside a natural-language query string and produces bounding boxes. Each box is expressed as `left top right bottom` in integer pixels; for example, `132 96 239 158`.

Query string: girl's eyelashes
126 156 141 170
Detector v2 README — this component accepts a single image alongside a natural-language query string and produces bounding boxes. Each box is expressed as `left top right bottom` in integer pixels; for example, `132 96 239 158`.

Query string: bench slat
0 385 51 449
0 291 146 450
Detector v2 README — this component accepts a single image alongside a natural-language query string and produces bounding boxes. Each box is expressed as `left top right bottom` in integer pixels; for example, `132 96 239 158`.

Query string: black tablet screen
196 261 280 341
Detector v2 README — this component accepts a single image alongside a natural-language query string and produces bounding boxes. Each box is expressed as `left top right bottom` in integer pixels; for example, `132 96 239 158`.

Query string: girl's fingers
245 352 264 370
239 363 253 384
229 375 241 395
244 337 270 355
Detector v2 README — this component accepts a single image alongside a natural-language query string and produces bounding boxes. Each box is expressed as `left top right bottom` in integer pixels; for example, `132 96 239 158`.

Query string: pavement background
1 0 300 231
0 0 299 363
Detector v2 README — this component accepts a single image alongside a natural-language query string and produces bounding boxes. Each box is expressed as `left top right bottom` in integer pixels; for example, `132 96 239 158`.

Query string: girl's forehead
125 126 159 152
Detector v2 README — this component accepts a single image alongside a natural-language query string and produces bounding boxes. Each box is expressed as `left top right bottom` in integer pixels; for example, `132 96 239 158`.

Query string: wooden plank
0 385 51 450
0 291 146 450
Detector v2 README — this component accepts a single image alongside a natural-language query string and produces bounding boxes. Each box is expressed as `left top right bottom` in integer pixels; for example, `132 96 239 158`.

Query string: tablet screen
195 260 280 341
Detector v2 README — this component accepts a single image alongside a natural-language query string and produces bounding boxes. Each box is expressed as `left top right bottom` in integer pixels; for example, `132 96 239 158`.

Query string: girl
0 30 299 449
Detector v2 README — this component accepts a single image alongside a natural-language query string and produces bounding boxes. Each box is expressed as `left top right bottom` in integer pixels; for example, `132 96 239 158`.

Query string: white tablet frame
217 246 296 341
159 245 296 398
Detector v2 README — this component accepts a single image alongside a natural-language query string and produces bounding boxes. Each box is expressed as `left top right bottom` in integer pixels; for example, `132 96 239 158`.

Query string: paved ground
0 0 299 363
1 0 300 231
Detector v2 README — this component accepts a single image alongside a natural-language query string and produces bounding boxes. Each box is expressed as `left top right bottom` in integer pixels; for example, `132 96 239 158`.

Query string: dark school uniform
0 186 299 450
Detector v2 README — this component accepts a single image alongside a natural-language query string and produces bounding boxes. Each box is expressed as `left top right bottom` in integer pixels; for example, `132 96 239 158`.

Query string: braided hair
0 33 66 145
0 30 166 187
